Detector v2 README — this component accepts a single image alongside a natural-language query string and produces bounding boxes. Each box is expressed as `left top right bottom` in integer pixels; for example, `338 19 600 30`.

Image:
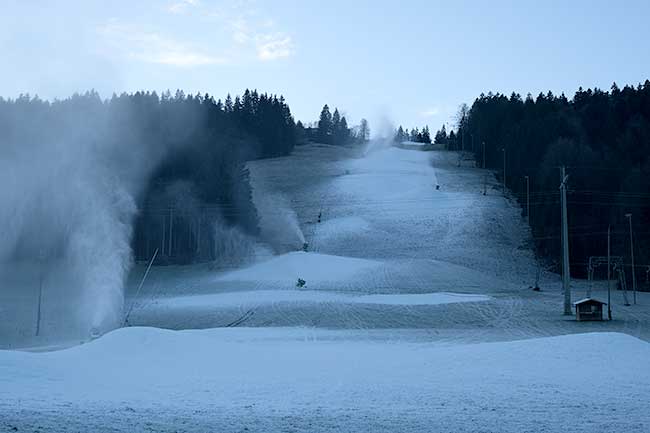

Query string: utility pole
482 141 486 169
461 127 465 152
560 166 571 315
502 148 506 196
35 250 45 336
625 213 637 304
524 175 530 225
168 207 174 257
607 225 612 320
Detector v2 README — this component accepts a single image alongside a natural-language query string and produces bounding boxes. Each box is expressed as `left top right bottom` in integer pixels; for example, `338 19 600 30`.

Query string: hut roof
574 298 607 306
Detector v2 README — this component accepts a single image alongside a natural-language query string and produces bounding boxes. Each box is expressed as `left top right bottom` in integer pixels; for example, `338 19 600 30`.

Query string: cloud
97 21 227 67
256 34 293 61
167 0 199 15
139 51 224 67
231 18 252 44
420 107 441 117
228 13 294 61
99 1 294 67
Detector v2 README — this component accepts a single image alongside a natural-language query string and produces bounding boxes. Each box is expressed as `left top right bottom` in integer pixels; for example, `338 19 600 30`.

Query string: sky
2 0 650 131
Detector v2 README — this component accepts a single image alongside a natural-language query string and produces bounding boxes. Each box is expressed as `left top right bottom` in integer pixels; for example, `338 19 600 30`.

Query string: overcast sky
2 0 650 129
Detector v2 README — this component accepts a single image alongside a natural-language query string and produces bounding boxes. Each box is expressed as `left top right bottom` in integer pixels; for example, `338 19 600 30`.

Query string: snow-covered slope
152 290 491 310
214 251 382 283
5 144 650 349
1 328 648 433
3 144 650 432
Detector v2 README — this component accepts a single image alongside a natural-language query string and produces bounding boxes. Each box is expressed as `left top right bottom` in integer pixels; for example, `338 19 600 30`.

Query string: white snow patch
312 216 372 243
154 290 490 310
1 329 649 432
214 251 381 283
354 292 489 305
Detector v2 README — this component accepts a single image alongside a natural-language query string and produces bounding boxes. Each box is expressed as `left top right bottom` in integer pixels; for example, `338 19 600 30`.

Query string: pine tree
318 104 333 143
358 119 370 142
332 108 341 132
448 130 456 149
434 125 447 145
395 126 405 143
225 94 233 112
422 125 431 143
338 116 350 145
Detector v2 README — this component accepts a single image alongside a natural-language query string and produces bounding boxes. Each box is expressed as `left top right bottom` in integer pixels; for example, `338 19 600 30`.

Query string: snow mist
212 218 259 269
254 192 305 253
0 100 166 339
363 113 395 155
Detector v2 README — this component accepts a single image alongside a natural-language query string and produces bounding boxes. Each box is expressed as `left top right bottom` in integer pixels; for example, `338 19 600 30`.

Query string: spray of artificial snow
254 192 305 254
0 106 167 339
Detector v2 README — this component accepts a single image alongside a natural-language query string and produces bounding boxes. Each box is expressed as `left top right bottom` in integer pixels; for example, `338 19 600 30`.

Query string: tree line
394 125 432 144
456 82 650 283
295 104 369 145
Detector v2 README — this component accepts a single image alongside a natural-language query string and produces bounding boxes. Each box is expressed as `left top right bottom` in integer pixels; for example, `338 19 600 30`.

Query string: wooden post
560 167 571 315
168 207 173 257
607 226 612 320
35 252 44 337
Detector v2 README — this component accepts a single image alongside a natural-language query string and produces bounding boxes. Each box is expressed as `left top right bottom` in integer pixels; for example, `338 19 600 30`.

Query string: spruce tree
359 119 370 142
318 104 333 143
339 116 349 145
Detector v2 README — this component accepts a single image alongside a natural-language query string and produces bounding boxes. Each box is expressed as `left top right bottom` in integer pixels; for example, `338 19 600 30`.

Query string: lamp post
502 148 506 195
524 175 530 225
560 167 571 315
36 249 45 336
482 141 486 169
625 213 637 304
607 225 612 320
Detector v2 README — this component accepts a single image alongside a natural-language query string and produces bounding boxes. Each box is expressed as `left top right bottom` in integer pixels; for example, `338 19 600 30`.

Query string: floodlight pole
35 249 45 336
461 126 464 152
625 213 637 304
607 225 612 320
168 207 174 257
502 148 506 196
35 266 44 336
560 166 571 315
482 141 486 169
524 175 530 225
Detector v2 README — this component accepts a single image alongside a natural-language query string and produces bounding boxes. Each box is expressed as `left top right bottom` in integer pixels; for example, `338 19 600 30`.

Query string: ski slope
2 143 650 432
1 328 649 433
124 143 650 343
6 143 650 347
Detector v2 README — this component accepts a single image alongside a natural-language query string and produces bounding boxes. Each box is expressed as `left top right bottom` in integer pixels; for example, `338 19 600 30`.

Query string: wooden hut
573 298 606 321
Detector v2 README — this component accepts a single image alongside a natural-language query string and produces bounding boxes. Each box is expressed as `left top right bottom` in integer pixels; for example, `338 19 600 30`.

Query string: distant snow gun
302 242 309 252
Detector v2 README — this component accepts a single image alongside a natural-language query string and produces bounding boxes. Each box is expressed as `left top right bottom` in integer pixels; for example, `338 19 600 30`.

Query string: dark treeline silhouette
433 124 457 147
317 105 350 145
296 104 368 145
394 125 431 143
0 89 297 265
457 82 650 283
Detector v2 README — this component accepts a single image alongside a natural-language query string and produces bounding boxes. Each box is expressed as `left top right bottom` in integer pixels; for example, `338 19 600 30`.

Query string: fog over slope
0 90 294 340
0 95 173 335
